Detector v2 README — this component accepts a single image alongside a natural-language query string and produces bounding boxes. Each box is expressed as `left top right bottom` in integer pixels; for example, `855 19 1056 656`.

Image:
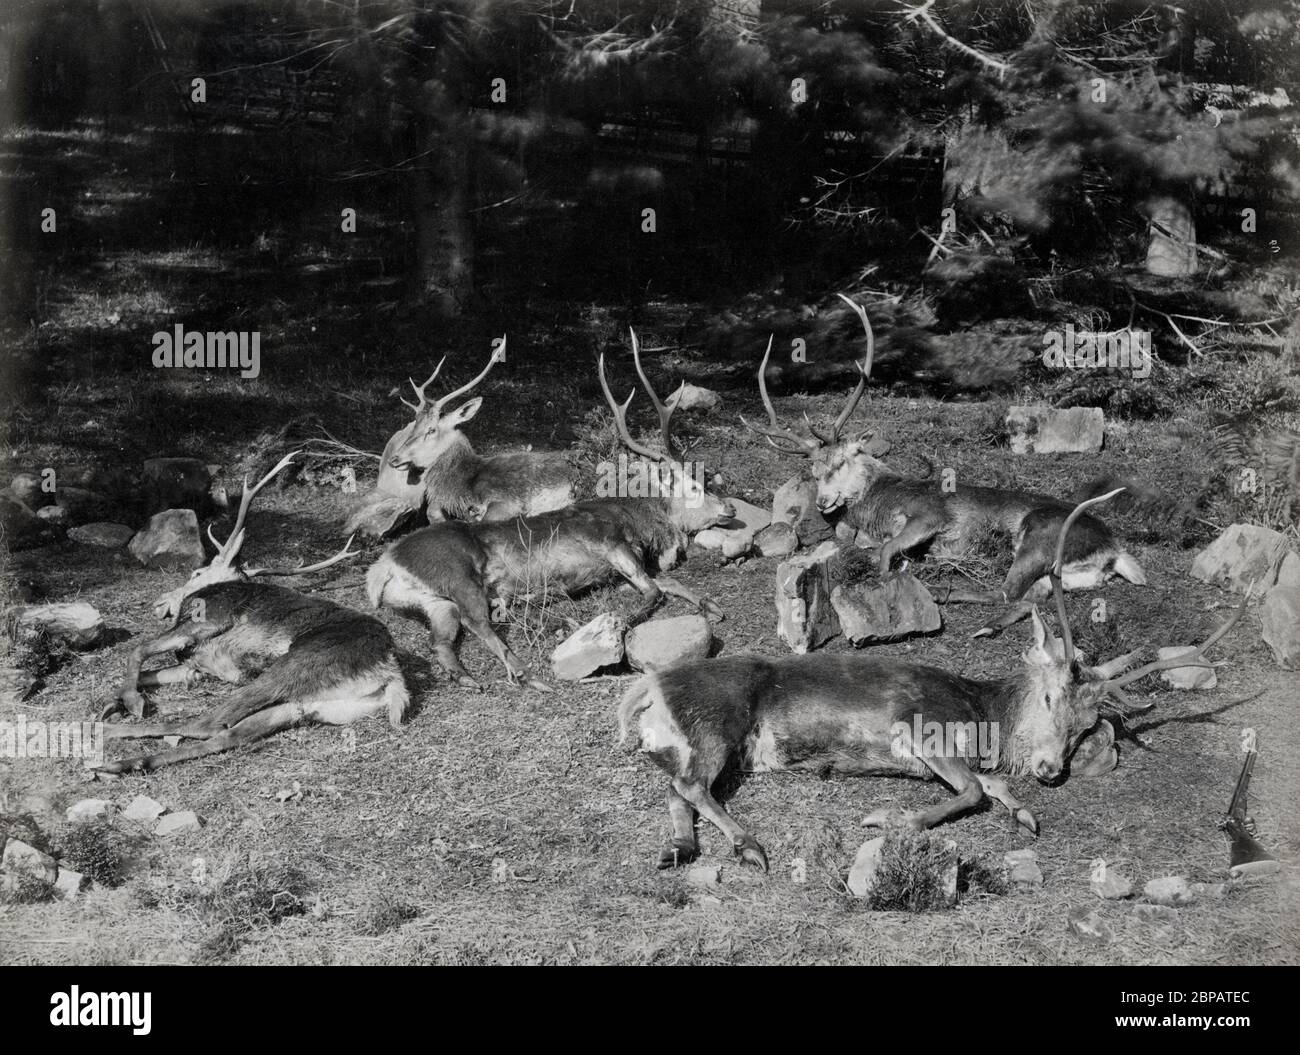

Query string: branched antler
211 451 300 566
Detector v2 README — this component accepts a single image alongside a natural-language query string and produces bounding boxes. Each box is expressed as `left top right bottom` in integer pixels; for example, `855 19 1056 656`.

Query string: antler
398 336 508 416
400 359 447 412
598 350 663 462
211 451 300 566
598 329 683 462
818 292 876 443
1097 589 1252 696
1050 488 1126 666
740 335 820 455
247 535 360 578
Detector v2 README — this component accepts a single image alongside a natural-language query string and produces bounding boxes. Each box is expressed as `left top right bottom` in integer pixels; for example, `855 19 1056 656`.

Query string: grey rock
155 811 201 837
122 795 166 823
775 542 841 653
1 838 57 890
847 836 884 898
551 613 626 680
129 509 206 571
1144 876 1194 906
10 602 104 649
625 615 712 673
1190 523 1289 594
831 573 941 645
1068 906 1114 943
1156 646 1218 689
755 521 799 558
68 522 134 549
665 384 721 412
1260 585 1300 671
65 798 114 823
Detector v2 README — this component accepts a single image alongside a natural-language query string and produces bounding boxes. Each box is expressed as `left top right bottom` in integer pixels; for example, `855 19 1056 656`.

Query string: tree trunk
412 43 474 315
1144 194 1197 276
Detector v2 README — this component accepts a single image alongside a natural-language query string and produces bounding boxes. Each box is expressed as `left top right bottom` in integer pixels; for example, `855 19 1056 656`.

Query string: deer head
1010 490 1248 782
387 338 507 473
598 328 734 534
741 295 888 515
154 451 357 621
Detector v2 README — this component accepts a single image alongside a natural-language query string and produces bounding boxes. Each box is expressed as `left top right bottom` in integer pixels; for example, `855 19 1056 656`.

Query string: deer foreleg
108 619 227 720
879 516 940 571
654 576 724 621
456 590 547 691
976 774 1038 834
862 754 985 831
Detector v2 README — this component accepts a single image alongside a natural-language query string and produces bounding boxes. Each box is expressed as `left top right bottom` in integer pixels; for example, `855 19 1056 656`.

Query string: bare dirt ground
3 350 1297 965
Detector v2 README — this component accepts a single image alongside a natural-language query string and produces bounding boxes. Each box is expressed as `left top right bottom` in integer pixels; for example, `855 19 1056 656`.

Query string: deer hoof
972 626 996 640
701 599 725 622
1015 808 1039 835
526 678 554 694
118 690 147 718
733 836 769 872
656 841 699 869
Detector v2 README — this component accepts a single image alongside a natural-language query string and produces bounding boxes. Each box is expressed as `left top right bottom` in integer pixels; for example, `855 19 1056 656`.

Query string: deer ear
1028 606 1050 654
447 397 484 426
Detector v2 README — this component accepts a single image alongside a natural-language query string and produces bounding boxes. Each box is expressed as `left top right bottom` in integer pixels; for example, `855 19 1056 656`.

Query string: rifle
1221 730 1279 879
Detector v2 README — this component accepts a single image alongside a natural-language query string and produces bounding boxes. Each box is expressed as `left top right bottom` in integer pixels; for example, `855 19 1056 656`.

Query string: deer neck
973 675 1037 776
423 434 486 518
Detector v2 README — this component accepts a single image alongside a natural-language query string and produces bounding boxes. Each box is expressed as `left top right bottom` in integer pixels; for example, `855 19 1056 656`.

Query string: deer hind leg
671 776 768 872
97 700 308 775
976 774 1038 834
654 576 724 621
454 590 545 690
863 752 985 831
659 786 700 870
416 597 480 690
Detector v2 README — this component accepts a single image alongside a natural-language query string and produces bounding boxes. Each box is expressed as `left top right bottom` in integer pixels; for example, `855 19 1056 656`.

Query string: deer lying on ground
367 329 733 689
382 337 578 522
620 492 1246 870
745 295 1147 635
96 453 410 774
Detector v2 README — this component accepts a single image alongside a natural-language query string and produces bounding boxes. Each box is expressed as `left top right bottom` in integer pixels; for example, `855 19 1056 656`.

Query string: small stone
693 528 725 551
68 522 134 549
36 504 69 526
8 472 50 509
755 521 798 557
625 615 713 673
1091 873 1134 900
775 541 841 653
54 867 86 900
10 602 105 649
129 509 206 570
1190 523 1289 594
665 384 721 412
1 838 57 890
1144 875 1194 906
65 798 114 823
163 735 181 748
155 811 201 837
686 864 721 890
122 795 166 823
1156 646 1218 689
939 839 959 907
1192 882 1227 899
551 612 626 680
1005 848 1043 890
1007 406 1104 454
1276 551 1300 590
1134 903 1180 923
847 836 884 898
1068 906 1114 943
1260 585 1300 671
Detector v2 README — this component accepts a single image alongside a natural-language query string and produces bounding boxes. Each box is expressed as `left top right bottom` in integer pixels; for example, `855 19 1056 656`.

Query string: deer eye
1044 693 1053 708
